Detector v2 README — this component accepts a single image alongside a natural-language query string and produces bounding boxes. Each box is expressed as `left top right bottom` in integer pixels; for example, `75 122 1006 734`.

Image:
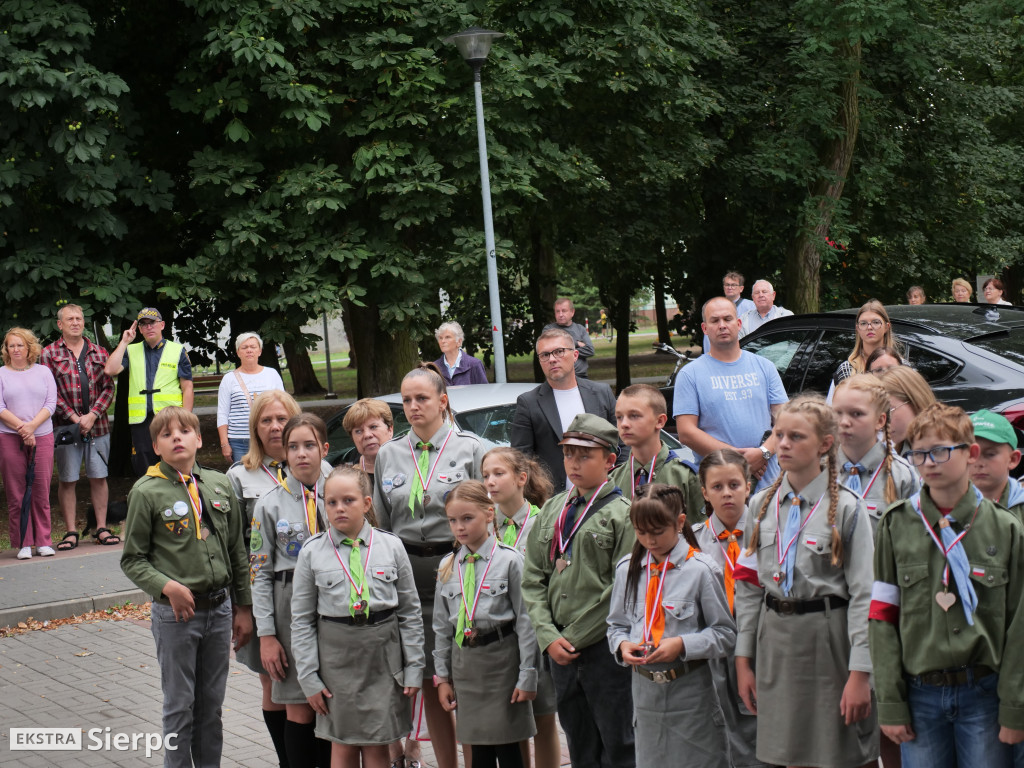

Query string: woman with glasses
878 366 937 456
834 300 898 384
983 277 1012 306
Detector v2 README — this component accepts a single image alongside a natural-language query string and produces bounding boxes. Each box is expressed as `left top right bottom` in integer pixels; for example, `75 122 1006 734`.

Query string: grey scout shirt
734 469 874 672
290 521 425 695
495 501 542 557
373 424 485 543
250 466 330 637
432 535 539 691
607 538 736 662
838 441 920 534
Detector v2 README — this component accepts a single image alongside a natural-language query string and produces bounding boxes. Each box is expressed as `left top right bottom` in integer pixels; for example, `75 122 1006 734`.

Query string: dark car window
969 331 1024 369
456 404 517 445
902 344 961 383
743 330 810 381
802 330 856 395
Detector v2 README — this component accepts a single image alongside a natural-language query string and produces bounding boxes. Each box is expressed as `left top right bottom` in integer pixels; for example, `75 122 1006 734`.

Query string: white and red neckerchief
457 539 499 628
642 550 671 645
555 480 610 555
408 430 454 496
327 526 375 600
774 488 826 568
913 491 981 589
630 453 658 496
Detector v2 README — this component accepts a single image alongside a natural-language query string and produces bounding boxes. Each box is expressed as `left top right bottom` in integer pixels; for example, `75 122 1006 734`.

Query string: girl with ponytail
733 395 878 768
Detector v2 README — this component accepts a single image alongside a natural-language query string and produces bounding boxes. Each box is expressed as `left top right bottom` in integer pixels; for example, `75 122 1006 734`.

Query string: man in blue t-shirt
675 296 788 490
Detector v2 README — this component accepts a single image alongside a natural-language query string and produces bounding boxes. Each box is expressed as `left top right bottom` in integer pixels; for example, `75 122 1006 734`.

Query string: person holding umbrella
0 327 58 559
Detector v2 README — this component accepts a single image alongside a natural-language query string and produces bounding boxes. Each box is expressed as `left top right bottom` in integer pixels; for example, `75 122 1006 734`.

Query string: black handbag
53 424 82 447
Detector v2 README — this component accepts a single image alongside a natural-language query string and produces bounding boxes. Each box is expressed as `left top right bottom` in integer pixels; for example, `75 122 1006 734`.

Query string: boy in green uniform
121 406 252 768
610 384 704 520
969 409 1024 522
523 413 636 768
869 403 1024 767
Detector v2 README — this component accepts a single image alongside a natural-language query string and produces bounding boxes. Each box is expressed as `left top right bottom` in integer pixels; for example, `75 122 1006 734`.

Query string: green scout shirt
522 481 635 653
998 479 1024 524
610 441 705 522
121 461 252 606
870 484 1024 729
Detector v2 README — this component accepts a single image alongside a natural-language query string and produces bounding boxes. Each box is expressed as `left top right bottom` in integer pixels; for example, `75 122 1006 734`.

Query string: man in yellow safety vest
105 307 194 475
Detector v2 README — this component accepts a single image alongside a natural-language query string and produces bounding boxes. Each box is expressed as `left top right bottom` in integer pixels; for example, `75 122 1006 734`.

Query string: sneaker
38 546 56 557
17 547 31 560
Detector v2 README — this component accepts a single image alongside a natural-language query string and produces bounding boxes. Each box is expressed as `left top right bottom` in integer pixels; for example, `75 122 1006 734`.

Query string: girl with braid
733 395 878 768
833 374 920 535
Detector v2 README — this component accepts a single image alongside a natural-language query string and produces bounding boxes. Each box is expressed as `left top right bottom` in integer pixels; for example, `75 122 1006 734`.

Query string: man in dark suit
511 328 617 488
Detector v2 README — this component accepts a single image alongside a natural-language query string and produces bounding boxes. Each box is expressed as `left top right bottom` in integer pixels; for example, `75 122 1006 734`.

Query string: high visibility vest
127 341 184 424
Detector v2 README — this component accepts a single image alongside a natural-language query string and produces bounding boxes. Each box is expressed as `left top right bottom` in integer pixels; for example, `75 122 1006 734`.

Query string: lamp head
444 26 504 66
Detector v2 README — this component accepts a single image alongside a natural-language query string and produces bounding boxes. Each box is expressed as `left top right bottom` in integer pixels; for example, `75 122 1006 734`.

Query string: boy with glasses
870 402 1024 766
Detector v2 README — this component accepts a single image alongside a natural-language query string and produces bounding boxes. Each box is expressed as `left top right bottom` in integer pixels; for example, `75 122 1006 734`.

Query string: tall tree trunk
285 340 324 395
341 308 358 369
528 221 558 383
343 299 418 397
606 279 632 394
785 39 862 314
653 271 671 344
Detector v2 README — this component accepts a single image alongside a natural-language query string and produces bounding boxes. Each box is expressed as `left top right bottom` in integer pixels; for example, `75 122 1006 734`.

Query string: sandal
56 531 79 552
389 759 405 768
93 527 121 546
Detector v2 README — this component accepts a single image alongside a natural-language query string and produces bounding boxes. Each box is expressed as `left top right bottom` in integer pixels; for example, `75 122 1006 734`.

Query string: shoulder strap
233 370 253 404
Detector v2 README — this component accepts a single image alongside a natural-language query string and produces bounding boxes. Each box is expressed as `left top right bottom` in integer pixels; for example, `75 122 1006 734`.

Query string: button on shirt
290 521 425 695
432 536 539 691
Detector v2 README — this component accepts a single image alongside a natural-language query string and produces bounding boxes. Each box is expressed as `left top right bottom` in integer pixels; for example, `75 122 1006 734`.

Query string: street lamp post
444 26 507 383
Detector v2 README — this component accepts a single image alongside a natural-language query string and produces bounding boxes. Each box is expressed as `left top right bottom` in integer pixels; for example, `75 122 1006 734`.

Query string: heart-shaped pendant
935 591 957 612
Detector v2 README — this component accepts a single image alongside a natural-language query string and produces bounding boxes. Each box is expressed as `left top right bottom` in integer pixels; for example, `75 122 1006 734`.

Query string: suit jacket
510 378 617 488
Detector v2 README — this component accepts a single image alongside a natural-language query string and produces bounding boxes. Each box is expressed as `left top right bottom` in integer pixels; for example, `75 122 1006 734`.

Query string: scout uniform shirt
693 509 753 614
432 536 539 691
733 470 874 673
121 460 251 606
998 478 1024 523
522 482 635 653
373 424 485 543
607 538 736 662
290 520 425 696
250 469 327 637
495 500 542 557
838 442 919 533
610 442 706 523
869 485 1024 728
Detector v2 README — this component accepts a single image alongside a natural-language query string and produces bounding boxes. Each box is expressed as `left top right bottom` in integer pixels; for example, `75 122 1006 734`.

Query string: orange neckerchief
715 528 743 613
644 548 696 646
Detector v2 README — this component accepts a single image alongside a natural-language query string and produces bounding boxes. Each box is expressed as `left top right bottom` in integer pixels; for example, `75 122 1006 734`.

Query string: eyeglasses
857 319 885 329
138 319 158 327
905 444 969 467
538 347 573 362
723 282 740 289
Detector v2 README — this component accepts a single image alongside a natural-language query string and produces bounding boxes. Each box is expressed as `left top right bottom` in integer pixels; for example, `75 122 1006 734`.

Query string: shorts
56 433 110 482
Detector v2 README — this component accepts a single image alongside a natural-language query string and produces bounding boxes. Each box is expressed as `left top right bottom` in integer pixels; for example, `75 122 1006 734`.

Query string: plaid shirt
40 337 115 437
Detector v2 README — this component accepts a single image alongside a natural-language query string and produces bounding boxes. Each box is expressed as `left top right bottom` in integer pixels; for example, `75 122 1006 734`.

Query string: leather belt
402 541 456 558
273 570 295 584
460 622 516 649
912 665 995 687
635 658 707 684
765 594 848 616
154 587 228 609
320 608 395 627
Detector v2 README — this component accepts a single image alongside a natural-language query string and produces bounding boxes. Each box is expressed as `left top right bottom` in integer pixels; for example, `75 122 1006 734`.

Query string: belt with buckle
320 608 395 627
273 570 295 584
635 658 707 684
402 541 456 558
913 665 995 687
460 622 516 649
154 587 228 609
765 594 848 616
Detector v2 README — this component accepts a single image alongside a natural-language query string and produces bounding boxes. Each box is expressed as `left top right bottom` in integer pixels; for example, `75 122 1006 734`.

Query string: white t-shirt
217 367 286 439
552 386 586 435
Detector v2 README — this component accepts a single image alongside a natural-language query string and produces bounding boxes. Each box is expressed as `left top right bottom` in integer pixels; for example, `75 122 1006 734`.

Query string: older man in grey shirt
738 280 794 338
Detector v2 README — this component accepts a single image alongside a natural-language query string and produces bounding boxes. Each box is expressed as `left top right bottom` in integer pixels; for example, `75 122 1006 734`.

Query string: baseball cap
558 413 619 452
137 307 163 322
971 409 1017 449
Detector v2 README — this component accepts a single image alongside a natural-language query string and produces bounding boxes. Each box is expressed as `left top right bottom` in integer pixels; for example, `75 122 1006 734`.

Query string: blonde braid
882 419 897 504
826 445 843 567
438 551 456 583
745 474 784 556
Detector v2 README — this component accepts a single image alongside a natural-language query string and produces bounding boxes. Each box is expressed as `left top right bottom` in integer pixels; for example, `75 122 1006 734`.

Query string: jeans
228 438 248 463
902 671 1011 768
548 641 635 768
151 598 233 768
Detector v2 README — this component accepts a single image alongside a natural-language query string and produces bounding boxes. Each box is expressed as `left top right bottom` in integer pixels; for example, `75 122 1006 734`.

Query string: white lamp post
444 26 507 383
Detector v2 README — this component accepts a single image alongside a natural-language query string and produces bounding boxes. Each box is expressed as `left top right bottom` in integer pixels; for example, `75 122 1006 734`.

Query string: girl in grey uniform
607 484 735 768
227 390 300 768
433 481 538 768
250 413 332 768
833 374 920 534
292 466 424 768
483 447 560 768
373 363 485 768
692 450 766 768
734 396 879 768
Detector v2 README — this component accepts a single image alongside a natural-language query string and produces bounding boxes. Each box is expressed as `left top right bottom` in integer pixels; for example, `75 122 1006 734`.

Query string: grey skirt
234 633 267 676
270 577 306 705
407 548 448 678
315 614 411 746
633 662 729 768
755 604 879 768
451 630 536 745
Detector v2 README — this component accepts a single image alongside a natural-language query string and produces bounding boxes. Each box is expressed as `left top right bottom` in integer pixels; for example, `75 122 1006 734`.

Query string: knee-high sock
284 719 318 768
317 736 332 768
262 709 290 768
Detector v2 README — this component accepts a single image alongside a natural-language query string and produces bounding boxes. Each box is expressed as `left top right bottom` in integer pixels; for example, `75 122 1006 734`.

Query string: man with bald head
674 297 788 490
738 279 793 338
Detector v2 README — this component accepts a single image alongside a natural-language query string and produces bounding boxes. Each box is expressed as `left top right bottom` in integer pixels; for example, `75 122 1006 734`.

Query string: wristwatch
759 446 772 462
